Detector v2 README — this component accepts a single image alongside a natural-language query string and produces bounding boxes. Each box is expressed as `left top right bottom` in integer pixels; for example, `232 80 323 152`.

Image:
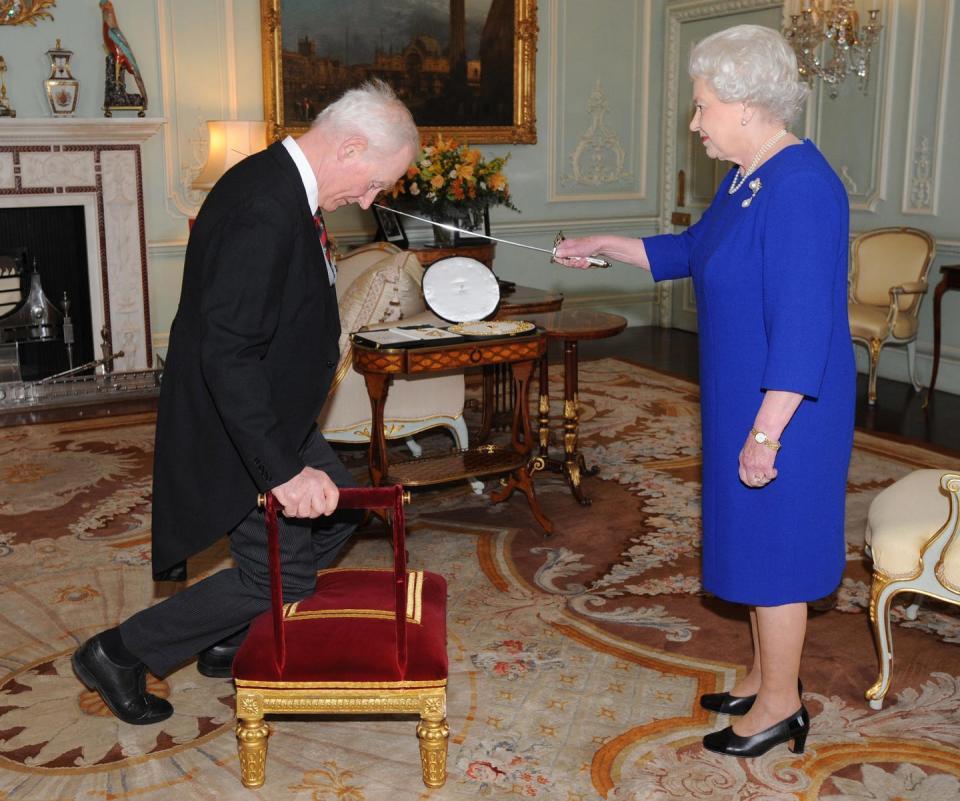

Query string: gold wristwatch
750 427 781 451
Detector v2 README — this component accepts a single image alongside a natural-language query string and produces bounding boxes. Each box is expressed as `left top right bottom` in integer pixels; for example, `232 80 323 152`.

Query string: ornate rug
1 358 959 801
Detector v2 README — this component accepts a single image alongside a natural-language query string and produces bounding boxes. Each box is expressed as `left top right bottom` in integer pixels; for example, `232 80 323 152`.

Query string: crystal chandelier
782 1 883 98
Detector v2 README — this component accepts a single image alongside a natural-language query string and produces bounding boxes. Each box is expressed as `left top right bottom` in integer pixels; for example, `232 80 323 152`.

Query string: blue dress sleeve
760 170 847 399
644 169 733 282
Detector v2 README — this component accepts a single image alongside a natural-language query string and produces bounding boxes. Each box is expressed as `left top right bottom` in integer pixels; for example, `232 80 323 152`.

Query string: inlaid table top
514 309 628 341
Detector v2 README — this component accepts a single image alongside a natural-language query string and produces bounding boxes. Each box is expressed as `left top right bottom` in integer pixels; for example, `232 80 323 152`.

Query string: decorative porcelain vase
44 40 79 117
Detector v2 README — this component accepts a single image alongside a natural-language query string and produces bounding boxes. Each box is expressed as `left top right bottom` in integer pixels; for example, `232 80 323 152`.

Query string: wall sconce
191 120 267 191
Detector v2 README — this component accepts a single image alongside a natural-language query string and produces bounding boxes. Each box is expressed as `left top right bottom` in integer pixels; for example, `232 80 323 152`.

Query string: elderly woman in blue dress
555 25 854 757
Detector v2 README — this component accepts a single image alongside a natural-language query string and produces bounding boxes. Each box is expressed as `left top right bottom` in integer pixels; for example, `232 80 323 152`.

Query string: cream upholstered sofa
317 242 467 450
863 469 960 709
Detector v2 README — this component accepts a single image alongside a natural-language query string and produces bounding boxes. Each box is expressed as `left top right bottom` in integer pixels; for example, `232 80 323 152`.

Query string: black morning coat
150 142 341 576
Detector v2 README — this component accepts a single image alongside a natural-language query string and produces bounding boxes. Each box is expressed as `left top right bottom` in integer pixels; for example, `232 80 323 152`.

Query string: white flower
449 169 458 178
409 183 420 196
823 763 960 801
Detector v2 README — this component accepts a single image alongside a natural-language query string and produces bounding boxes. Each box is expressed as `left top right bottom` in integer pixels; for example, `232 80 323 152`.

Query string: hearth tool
36 350 124 383
372 204 611 268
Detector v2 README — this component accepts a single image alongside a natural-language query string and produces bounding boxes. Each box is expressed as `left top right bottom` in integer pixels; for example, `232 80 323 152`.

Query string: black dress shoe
72 635 173 725
197 643 240 678
703 706 809 757
700 689 757 715
699 679 803 716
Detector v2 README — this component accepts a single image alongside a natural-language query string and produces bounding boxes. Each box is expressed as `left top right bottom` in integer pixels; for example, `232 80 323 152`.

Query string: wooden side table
511 310 627 505
929 264 960 398
352 331 553 535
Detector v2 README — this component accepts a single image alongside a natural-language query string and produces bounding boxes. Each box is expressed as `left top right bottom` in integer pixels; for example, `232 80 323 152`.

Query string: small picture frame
372 206 408 249
453 206 491 246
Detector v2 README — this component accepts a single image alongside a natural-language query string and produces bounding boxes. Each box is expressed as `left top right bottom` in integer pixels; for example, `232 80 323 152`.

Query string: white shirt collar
281 135 319 214
281 135 336 285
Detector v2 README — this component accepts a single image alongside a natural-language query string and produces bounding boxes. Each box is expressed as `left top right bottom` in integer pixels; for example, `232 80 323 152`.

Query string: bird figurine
99 0 148 112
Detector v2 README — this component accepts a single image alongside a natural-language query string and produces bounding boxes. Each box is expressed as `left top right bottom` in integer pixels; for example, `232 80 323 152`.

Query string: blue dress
644 140 855 606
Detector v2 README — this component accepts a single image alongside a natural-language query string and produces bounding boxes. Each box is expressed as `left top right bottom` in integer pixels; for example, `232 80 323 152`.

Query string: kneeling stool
232 485 449 788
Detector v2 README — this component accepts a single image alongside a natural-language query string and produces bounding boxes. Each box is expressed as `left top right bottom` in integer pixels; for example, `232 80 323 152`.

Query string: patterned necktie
313 209 336 284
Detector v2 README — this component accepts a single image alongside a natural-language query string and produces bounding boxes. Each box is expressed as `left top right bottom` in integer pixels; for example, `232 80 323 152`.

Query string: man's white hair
313 79 419 157
689 25 808 125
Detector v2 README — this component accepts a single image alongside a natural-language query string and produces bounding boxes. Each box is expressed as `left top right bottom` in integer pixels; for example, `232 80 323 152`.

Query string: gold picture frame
260 0 537 145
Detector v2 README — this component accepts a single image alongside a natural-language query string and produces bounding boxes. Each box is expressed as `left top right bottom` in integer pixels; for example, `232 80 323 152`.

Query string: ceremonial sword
373 204 610 268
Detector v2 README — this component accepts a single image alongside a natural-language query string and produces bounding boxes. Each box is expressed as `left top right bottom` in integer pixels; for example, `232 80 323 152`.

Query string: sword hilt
551 231 610 269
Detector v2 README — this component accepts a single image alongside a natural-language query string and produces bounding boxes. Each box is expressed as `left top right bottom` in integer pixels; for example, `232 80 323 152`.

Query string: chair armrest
889 280 928 297
887 280 928 318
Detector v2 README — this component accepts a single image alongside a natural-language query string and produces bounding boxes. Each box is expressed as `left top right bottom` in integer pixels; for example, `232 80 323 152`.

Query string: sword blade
373 204 555 256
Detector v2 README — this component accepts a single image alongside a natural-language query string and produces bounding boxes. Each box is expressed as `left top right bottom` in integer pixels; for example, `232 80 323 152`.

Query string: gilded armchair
848 227 935 404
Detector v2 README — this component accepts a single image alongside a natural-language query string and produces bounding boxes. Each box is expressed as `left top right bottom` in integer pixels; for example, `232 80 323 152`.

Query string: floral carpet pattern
1 360 959 800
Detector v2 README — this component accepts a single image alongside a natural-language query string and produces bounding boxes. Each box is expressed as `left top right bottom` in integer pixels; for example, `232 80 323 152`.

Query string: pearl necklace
728 129 788 195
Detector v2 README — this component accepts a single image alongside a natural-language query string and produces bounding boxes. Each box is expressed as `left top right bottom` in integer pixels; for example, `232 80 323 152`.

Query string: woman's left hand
739 435 778 488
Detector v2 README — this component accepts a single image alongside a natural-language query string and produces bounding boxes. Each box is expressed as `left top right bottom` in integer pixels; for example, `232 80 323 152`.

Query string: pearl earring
741 118 748 126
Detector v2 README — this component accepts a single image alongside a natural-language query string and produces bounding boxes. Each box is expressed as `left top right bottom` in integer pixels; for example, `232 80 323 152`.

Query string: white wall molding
901 0 953 216
147 239 189 258
157 0 238 219
548 0 651 202
813 0 897 213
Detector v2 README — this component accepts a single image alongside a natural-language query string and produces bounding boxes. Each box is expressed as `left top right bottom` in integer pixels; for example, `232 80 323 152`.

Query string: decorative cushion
337 243 425 335
232 567 448 684
865 469 960 586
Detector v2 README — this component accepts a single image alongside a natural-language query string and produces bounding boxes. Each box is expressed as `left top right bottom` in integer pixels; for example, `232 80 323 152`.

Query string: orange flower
430 175 444 189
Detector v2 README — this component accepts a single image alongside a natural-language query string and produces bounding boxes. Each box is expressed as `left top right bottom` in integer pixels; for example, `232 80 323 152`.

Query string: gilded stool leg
866 577 899 710
417 712 449 788
236 717 270 788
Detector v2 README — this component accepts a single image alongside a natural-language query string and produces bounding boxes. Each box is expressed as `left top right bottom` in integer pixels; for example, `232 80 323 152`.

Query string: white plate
421 257 500 322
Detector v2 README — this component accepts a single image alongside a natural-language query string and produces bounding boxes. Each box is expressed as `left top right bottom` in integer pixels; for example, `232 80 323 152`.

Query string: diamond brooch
741 178 762 208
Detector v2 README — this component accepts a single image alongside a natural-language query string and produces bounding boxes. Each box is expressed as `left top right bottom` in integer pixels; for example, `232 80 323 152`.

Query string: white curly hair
689 25 808 126
313 79 419 158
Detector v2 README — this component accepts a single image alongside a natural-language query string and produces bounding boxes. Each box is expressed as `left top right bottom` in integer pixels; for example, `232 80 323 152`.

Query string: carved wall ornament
181 115 211 211
0 0 55 26
561 81 632 188
910 136 933 210
839 165 859 195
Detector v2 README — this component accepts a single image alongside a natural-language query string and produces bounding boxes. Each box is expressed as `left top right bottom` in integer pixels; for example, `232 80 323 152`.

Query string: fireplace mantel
0 119 165 370
0 118 165 146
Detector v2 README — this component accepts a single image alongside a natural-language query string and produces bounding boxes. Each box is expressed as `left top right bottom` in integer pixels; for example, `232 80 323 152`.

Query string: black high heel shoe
699 679 803 716
702 706 809 757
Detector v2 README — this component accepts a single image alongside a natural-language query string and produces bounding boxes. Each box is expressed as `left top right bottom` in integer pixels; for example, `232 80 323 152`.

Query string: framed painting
260 0 537 145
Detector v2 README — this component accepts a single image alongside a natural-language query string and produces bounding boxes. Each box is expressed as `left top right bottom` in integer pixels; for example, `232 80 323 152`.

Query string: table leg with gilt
489 359 554 535
560 339 598 505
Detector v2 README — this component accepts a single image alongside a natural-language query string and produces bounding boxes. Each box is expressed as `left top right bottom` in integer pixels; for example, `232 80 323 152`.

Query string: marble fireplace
0 118 164 372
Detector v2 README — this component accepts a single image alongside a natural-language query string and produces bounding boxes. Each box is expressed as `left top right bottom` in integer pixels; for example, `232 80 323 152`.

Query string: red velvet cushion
233 568 448 684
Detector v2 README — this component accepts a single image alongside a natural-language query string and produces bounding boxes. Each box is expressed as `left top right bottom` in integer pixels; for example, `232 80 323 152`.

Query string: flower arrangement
386 136 519 230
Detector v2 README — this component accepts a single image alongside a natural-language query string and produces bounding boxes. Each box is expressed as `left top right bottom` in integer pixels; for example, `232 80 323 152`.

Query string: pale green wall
1 0 958 393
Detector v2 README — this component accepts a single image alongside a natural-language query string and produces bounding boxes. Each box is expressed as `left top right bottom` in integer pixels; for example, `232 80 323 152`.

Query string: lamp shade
191 120 267 190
